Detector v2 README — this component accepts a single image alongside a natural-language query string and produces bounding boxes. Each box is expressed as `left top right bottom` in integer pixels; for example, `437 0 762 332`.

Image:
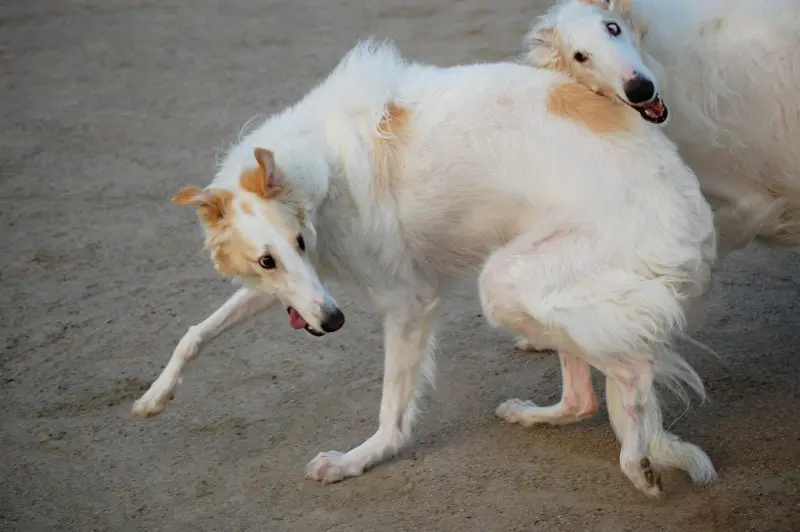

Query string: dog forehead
559 4 605 33
236 196 298 245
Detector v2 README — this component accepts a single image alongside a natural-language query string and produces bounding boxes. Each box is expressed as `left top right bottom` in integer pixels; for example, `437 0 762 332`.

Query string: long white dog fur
132 39 718 496
525 0 800 258
517 0 800 453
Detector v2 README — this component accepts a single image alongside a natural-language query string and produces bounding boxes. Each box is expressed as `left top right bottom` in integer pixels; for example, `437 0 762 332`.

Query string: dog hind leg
478 228 709 496
595 362 665 496
606 375 717 485
496 351 599 425
132 288 277 418
305 296 440 484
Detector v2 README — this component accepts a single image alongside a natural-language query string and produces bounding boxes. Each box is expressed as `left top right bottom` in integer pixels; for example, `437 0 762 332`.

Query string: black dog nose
320 307 345 333
623 76 655 104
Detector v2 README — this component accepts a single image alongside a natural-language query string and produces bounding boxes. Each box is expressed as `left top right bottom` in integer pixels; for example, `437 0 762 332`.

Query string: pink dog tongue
288 308 308 329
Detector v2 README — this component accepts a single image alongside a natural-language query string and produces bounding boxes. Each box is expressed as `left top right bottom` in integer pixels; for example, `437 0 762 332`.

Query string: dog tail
648 429 717 485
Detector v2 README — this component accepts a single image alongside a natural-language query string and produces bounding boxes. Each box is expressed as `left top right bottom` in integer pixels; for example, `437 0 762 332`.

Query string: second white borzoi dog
515 0 800 451
525 0 800 258
132 39 717 496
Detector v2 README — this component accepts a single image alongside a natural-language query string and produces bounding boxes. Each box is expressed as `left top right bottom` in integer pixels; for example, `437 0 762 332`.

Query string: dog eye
258 254 276 270
606 22 621 36
573 51 589 63
297 234 306 252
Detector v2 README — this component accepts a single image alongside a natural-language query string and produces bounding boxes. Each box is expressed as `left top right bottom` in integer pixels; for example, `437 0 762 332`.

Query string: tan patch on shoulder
373 101 411 198
547 81 631 134
377 102 409 135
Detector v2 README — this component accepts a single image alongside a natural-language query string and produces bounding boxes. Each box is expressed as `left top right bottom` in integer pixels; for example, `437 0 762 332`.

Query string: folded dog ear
172 186 207 206
254 147 282 190
239 147 283 199
172 186 231 225
523 25 562 70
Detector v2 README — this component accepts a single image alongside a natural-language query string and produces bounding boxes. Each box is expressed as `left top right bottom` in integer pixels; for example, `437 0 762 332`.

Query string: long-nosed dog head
173 148 344 337
524 0 668 124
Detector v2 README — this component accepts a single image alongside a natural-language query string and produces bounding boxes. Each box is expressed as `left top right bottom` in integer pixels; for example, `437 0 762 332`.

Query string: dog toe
622 456 663 497
305 451 350 484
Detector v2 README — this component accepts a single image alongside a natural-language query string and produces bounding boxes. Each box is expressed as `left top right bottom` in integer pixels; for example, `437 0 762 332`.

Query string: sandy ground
1 0 799 530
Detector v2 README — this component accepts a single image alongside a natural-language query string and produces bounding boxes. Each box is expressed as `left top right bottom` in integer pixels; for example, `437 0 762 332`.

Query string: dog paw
496 398 589 426
515 338 547 352
621 456 663 497
131 388 174 419
497 398 568 426
514 336 553 353
305 451 361 484
496 398 540 426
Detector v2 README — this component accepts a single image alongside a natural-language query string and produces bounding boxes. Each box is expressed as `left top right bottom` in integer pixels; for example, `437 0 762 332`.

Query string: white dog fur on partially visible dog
515 0 800 442
525 0 800 258
132 39 718 496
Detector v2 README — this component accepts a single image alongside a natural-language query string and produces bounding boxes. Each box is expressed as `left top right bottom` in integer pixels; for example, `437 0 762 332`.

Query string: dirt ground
1 0 799 530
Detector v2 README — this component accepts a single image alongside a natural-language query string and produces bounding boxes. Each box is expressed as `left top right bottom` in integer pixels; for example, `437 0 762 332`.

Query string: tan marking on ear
373 102 411 199
172 186 204 205
239 167 272 199
173 187 233 227
547 81 631 134
254 147 275 173
241 148 283 199
198 190 233 227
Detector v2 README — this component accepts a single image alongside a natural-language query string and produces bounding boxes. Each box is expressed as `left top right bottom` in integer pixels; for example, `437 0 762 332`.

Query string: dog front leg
132 287 277 418
305 298 440 484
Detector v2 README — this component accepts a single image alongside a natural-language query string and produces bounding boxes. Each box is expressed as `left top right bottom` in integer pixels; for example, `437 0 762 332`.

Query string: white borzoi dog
132 39 717 496
513 0 800 473
525 0 800 258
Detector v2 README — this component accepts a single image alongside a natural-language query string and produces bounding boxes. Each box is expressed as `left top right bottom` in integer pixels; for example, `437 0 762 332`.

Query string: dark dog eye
297 234 306 252
606 22 621 36
573 51 589 63
258 254 276 270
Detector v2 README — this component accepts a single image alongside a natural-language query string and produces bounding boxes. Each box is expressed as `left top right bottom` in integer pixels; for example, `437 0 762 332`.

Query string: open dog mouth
287 307 325 337
630 94 668 124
